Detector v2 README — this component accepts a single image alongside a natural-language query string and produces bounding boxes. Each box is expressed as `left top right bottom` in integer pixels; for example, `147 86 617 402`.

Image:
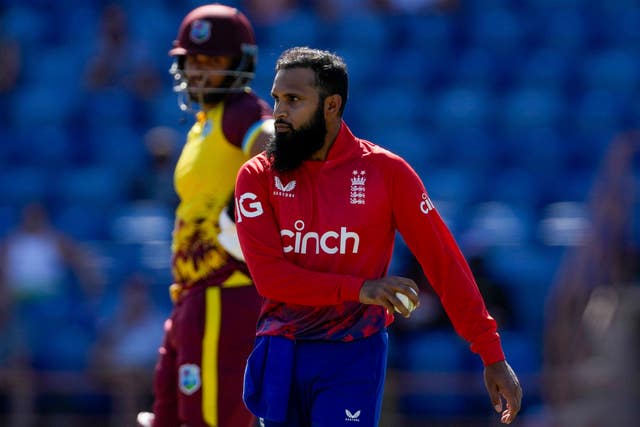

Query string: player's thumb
490 389 502 413
484 376 502 413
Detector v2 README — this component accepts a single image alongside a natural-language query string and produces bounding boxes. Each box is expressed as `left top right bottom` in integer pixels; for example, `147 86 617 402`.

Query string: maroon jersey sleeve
235 156 364 305
222 92 272 148
387 155 505 365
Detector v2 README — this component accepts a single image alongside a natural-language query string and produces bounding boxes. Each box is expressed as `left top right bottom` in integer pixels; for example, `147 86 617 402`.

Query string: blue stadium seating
0 204 18 238
432 87 494 133
52 203 111 241
581 49 640 96
484 244 562 338
500 87 565 134
260 9 320 51
332 12 388 52
11 84 78 129
11 126 73 169
452 48 497 89
109 201 173 243
463 201 534 247
0 167 51 208
467 7 525 56
398 331 470 418
88 125 147 176
53 166 127 209
536 8 588 54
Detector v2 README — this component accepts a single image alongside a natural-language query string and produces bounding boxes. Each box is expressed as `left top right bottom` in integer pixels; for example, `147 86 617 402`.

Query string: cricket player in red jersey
235 47 523 426
136 4 272 427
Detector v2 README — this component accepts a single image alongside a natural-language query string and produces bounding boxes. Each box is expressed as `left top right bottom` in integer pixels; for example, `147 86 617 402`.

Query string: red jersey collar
305 121 358 168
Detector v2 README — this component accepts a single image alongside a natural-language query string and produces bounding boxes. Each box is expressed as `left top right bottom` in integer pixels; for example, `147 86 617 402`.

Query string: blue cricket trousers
244 330 389 427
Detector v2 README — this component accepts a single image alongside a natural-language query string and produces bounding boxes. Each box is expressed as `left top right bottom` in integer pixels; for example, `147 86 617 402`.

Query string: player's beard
267 101 327 173
189 91 225 106
187 74 238 106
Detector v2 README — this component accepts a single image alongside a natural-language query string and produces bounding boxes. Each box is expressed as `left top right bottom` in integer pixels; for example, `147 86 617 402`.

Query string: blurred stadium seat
467 7 525 55
484 244 561 338
538 201 590 247
89 125 147 177
53 166 127 209
52 203 111 241
398 331 469 418
109 201 173 243
463 201 534 248
261 9 320 50
332 12 388 52
432 87 494 133
500 87 565 135
580 49 639 95
0 167 51 208
11 84 78 129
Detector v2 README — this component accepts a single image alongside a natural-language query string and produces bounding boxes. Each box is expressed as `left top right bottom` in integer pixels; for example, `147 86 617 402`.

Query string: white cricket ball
394 288 418 313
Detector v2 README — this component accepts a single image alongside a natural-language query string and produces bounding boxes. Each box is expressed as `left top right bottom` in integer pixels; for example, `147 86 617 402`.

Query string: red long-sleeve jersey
235 122 504 365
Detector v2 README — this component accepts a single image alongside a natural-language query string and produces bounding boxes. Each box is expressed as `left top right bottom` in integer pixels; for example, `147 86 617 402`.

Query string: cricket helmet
169 3 257 110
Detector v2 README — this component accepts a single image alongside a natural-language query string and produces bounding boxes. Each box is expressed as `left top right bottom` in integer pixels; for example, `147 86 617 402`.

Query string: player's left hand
483 360 522 424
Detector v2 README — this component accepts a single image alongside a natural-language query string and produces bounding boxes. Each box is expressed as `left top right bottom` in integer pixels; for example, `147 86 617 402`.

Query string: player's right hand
359 276 420 317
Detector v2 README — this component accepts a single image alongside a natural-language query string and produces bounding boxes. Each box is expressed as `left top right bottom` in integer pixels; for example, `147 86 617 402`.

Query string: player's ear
324 94 342 116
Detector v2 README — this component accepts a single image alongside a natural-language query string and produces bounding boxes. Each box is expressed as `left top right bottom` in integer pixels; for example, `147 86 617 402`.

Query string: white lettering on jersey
236 192 264 222
280 220 360 255
420 193 435 214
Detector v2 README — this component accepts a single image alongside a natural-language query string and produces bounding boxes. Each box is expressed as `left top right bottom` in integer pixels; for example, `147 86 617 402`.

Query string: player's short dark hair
275 47 348 115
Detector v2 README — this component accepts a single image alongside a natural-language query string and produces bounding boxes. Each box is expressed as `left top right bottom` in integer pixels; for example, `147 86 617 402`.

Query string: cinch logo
280 220 360 255
274 176 296 198
345 409 361 422
420 193 435 215
236 192 264 222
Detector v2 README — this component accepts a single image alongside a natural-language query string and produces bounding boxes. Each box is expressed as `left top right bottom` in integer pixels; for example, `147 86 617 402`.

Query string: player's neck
311 120 341 161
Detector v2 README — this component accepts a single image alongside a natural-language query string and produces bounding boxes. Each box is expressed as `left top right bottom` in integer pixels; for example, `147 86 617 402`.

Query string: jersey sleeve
222 94 273 155
388 156 505 366
235 159 364 305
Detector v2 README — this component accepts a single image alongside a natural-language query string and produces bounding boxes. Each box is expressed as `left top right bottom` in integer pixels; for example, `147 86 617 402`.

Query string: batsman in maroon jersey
137 4 272 427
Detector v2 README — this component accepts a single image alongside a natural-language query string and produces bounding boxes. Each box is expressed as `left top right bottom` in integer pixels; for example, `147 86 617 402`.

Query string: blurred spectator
83 3 130 90
0 37 22 133
90 272 165 426
0 201 103 368
391 249 515 334
544 132 640 426
91 272 165 371
377 0 459 13
242 0 299 25
0 290 28 368
0 38 21 94
0 296 34 427
0 201 102 301
391 252 448 334
129 126 181 209
82 3 162 101
468 253 516 330
311 0 385 20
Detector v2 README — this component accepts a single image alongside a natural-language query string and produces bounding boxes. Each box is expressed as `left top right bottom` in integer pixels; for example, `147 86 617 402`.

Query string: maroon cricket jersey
235 122 504 365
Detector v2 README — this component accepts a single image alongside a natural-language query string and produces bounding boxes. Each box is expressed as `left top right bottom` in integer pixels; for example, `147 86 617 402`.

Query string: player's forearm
402 209 505 365
245 251 364 305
